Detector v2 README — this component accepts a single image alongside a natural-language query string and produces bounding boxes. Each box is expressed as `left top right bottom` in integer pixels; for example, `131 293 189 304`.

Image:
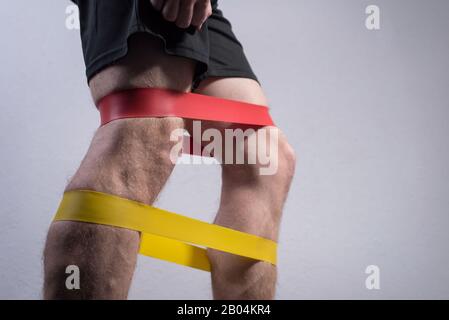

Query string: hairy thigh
89 33 196 104
77 32 199 200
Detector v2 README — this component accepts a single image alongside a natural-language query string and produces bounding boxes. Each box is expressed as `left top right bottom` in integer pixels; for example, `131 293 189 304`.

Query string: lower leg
208 129 296 299
43 117 183 299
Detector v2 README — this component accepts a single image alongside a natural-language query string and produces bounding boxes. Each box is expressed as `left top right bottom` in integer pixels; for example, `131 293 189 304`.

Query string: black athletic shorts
73 0 258 88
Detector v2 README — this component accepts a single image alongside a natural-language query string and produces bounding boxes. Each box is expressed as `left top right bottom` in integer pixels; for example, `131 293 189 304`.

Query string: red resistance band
97 88 275 155
98 88 274 127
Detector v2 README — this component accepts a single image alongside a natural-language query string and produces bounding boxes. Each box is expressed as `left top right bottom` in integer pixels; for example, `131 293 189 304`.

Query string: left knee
274 129 296 182
222 127 296 188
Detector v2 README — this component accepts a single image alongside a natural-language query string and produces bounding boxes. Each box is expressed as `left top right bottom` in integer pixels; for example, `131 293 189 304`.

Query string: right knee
66 117 184 204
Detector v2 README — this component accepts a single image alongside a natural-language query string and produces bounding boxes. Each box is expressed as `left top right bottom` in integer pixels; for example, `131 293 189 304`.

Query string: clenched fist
150 0 213 30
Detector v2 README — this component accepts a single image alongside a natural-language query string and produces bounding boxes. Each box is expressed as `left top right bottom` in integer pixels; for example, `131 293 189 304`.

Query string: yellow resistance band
54 190 277 272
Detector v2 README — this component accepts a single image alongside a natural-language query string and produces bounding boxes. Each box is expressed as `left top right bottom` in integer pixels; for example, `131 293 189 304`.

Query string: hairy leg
43 34 195 299
192 77 296 299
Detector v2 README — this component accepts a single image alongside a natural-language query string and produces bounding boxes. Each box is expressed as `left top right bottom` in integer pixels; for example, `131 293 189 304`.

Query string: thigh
186 77 269 141
84 32 197 199
195 77 268 105
89 33 196 105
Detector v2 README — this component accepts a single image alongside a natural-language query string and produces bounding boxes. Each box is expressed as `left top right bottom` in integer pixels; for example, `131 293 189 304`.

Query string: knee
222 127 296 187
263 128 296 189
66 117 184 201
101 117 183 156
276 130 297 182
82 117 184 169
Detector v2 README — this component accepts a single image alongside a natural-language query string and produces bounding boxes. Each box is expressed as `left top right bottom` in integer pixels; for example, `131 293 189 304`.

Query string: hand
150 0 212 30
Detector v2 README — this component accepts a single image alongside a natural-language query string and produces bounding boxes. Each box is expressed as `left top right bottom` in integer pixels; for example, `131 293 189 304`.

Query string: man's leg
43 34 195 299
193 77 296 299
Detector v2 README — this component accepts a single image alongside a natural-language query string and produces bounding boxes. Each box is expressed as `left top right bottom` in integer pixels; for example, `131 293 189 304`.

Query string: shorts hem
85 26 211 83
194 68 260 89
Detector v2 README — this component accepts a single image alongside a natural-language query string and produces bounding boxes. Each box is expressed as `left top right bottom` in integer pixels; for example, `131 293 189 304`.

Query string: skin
43 35 194 299
43 4 296 300
191 78 296 299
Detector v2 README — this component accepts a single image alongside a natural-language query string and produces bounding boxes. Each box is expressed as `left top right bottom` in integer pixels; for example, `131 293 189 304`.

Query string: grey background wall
1 0 448 299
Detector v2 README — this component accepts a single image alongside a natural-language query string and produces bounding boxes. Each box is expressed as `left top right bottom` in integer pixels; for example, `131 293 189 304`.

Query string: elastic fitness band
54 88 277 272
98 87 274 127
54 190 277 272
